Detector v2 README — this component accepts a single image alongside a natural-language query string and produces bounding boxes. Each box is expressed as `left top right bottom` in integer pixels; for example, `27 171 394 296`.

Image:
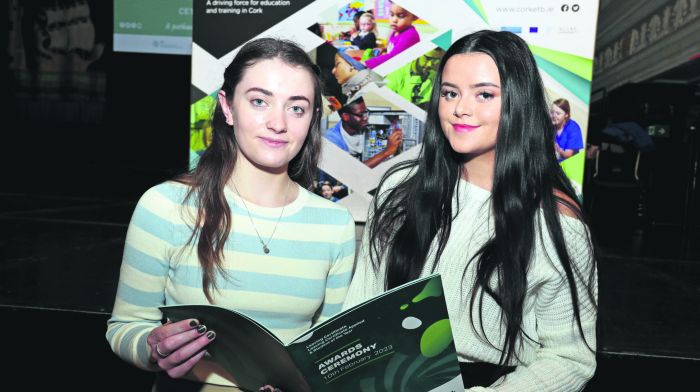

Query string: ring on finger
155 343 169 359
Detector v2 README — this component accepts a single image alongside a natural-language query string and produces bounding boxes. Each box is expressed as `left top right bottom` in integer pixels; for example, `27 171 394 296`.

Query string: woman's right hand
146 318 216 378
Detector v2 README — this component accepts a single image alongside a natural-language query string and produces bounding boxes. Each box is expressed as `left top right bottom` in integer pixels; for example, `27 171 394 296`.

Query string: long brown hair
177 38 323 302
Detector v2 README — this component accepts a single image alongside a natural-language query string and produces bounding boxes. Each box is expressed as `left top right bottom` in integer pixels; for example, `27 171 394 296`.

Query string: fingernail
197 325 207 334
189 319 198 327
206 331 216 340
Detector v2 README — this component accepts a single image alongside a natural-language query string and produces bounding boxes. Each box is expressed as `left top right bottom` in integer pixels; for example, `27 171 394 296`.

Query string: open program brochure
161 274 464 392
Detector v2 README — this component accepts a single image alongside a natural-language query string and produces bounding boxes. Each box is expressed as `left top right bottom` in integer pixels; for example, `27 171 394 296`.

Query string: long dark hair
367 30 596 367
178 38 323 302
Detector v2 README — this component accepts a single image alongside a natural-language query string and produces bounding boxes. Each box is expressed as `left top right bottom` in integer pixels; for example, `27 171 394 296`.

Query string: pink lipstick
452 124 479 133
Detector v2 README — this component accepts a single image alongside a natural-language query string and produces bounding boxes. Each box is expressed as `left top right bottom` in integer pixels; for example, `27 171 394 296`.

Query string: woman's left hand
147 318 215 378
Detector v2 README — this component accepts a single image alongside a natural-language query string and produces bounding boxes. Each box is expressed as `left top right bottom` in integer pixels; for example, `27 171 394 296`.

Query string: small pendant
263 245 270 254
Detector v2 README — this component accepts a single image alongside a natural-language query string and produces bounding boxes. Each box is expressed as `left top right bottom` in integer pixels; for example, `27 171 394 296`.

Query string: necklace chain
231 180 291 254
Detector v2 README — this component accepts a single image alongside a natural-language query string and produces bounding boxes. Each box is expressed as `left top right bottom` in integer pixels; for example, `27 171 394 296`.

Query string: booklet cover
161 274 464 392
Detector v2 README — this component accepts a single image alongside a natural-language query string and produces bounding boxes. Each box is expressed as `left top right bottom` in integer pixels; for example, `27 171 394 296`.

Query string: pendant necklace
232 180 291 254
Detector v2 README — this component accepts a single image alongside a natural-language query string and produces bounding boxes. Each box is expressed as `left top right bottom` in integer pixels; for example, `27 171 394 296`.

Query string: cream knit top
343 172 597 392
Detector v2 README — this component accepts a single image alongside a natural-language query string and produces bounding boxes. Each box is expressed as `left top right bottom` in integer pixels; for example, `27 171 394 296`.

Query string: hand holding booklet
161 274 464 392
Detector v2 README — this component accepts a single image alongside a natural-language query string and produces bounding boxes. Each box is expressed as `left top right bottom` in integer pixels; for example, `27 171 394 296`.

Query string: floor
1 191 699 391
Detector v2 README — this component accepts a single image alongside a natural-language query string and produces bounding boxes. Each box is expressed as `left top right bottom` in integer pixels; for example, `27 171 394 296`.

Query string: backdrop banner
190 0 599 221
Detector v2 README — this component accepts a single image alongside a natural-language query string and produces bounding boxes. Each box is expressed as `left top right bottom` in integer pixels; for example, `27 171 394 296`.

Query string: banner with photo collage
190 0 599 221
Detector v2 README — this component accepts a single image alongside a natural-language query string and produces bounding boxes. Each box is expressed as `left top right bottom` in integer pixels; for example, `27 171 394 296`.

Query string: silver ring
155 344 169 359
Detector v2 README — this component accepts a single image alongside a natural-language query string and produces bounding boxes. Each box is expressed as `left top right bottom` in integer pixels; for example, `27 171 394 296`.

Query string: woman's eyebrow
245 87 273 96
246 87 310 103
470 82 500 89
440 81 501 89
288 95 311 103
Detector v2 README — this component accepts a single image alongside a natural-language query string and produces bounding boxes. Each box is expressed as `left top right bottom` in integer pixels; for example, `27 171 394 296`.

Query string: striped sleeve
106 184 177 371
314 210 356 323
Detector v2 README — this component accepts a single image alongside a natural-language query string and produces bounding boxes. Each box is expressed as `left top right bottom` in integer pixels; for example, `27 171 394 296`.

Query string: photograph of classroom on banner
189 0 598 220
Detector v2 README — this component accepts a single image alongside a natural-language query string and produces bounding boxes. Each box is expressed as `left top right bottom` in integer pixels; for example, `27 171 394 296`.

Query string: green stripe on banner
432 30 453 50
463 0 488 23
533 54 591 105
529 45 592 81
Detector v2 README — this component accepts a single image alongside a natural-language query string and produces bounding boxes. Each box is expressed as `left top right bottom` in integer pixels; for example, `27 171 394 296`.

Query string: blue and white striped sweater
107 181 355 385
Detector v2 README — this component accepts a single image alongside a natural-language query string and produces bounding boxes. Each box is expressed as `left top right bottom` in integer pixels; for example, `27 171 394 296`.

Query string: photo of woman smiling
344 30 598 391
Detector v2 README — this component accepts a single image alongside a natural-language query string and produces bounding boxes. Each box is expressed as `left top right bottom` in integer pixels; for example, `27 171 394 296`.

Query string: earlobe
218 90 234 126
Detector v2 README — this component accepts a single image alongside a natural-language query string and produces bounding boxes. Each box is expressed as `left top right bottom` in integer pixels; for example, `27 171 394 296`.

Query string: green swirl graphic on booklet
161 274 464 392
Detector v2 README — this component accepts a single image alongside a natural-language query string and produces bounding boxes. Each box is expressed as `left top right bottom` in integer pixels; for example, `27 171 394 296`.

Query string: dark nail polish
206 331 216 340
189 319 198 327
197 325 207 334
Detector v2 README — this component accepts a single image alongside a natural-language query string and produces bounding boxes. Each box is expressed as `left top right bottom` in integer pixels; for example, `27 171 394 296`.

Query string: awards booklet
161 274 464 392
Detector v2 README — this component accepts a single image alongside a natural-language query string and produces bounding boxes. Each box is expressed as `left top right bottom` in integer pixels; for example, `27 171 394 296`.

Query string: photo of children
313 2 368 50
362 2 419 68
385 47 445 110
317 181 340 202
350 12 378 50
312 1 437 72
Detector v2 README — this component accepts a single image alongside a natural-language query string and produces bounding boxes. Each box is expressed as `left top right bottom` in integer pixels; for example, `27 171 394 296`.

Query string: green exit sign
647 124 670 137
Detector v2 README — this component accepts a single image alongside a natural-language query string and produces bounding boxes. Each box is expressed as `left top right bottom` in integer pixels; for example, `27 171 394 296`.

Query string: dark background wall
2 1 190 200
585 83 700 259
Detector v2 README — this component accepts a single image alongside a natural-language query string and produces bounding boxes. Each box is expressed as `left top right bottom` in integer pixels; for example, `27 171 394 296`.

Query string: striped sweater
107 181 356 387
